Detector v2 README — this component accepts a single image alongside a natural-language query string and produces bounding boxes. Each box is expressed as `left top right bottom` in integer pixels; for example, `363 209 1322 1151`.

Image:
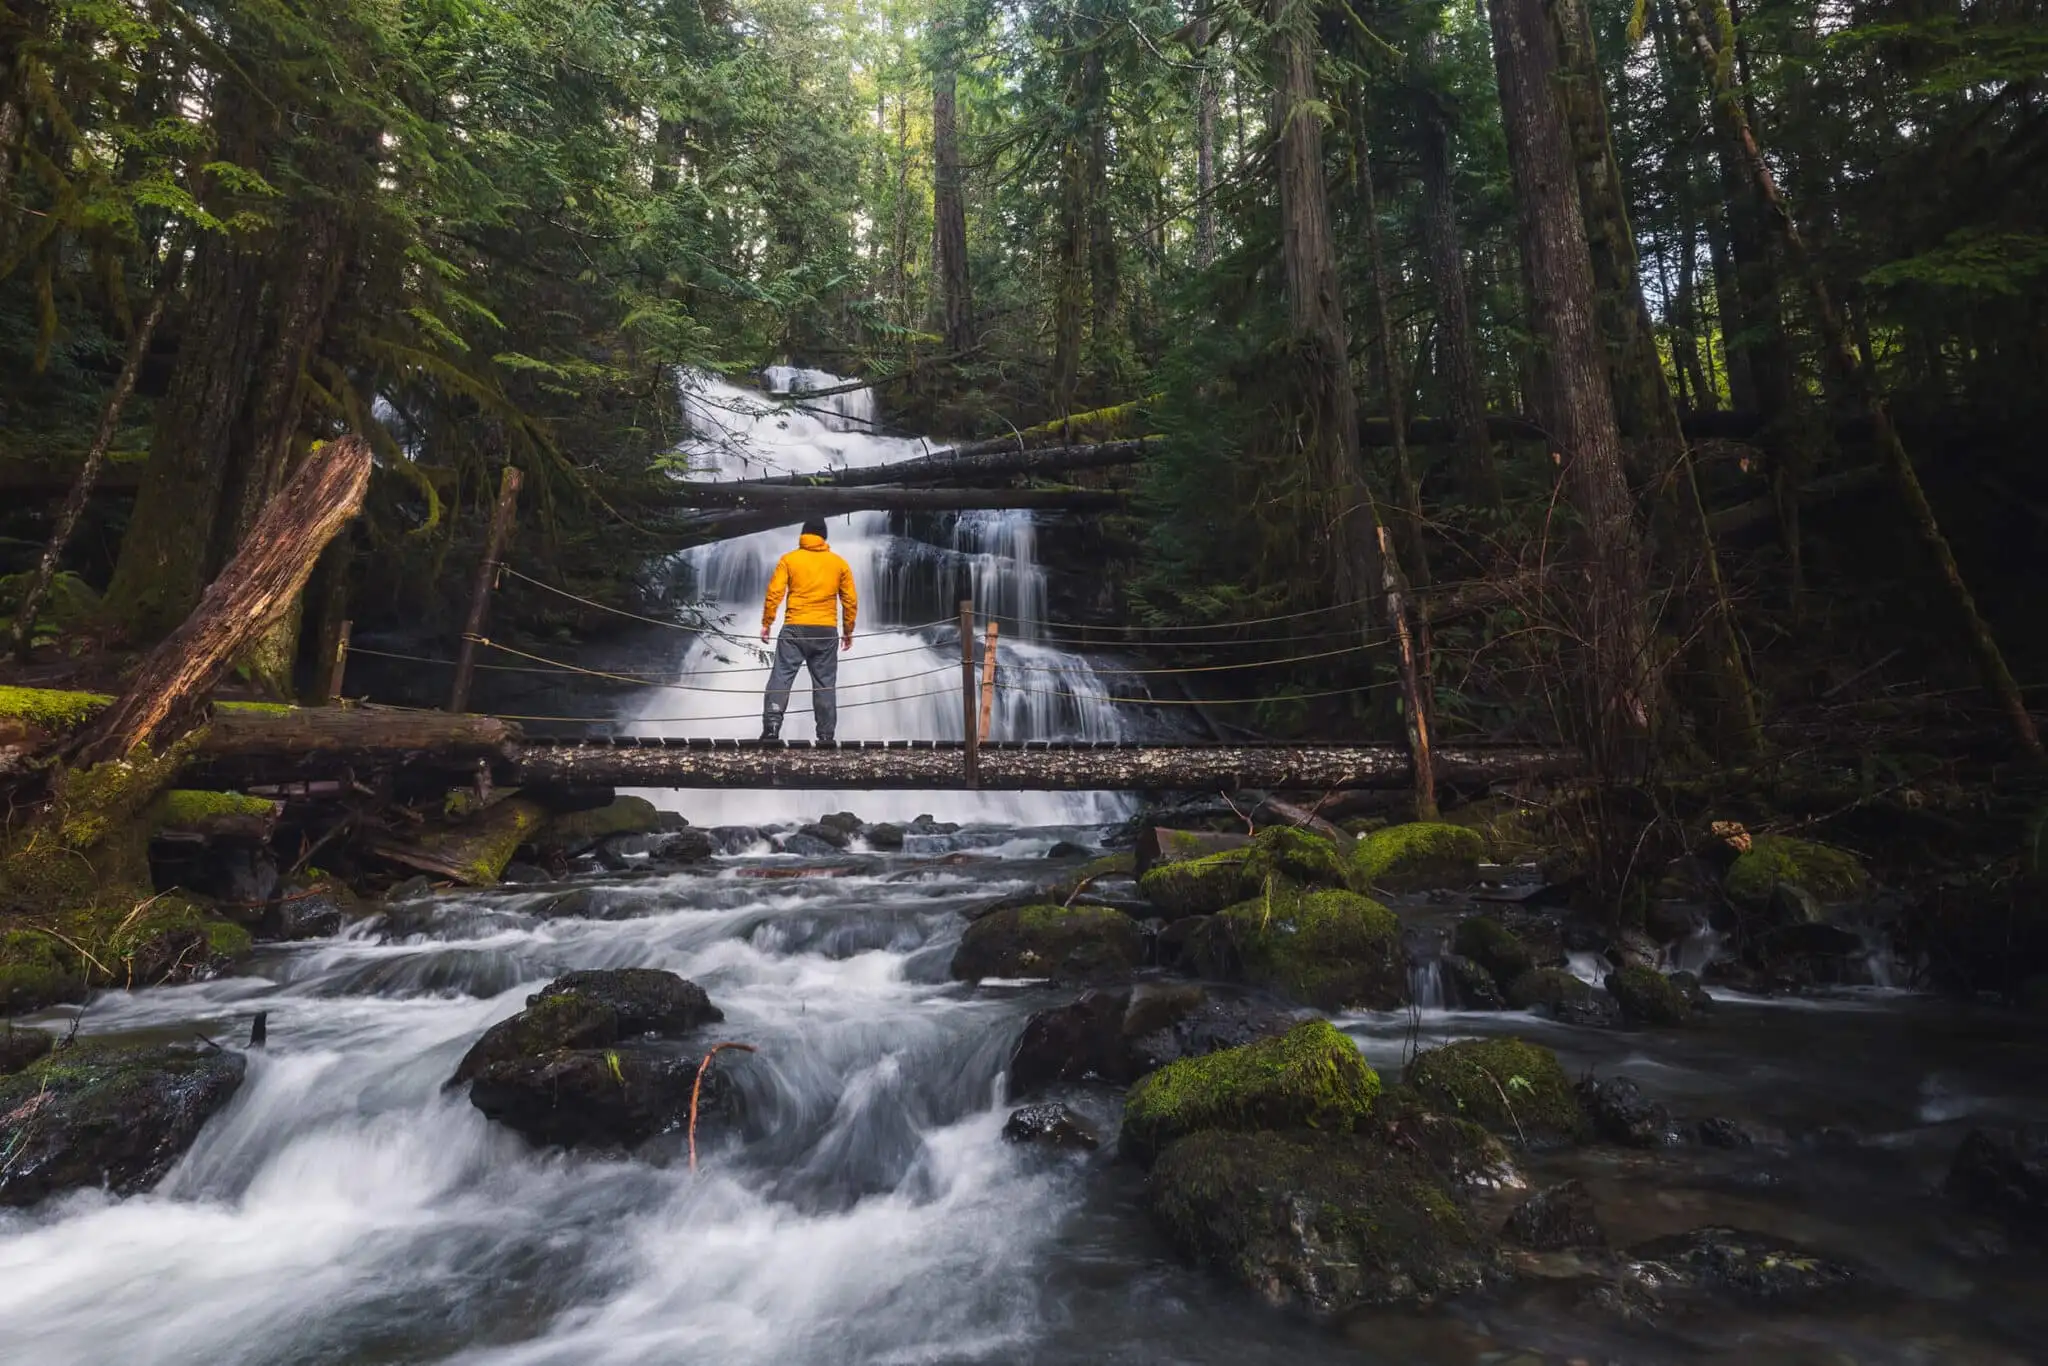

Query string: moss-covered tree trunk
931 42 974 357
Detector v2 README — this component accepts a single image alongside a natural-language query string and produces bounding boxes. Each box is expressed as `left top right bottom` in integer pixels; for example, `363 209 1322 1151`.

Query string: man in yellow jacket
759 518 858 743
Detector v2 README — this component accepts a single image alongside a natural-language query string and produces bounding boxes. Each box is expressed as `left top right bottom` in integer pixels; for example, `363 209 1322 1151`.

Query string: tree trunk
1357 125 1431 599
73 437 375 766
1418 40 1501 508
1270 0 1381 615
12 254 180 660
931 56 974 355
1051 117 1088 415
1489 0 1654 770
1193 17 1219 267
1671 0 2041 761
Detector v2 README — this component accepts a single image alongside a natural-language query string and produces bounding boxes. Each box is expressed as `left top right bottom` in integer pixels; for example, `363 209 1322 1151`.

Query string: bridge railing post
978 618 999 741
959 599 979 787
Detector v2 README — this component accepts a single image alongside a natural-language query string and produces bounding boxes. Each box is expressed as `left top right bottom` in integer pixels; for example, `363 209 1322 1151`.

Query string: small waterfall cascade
625 368 1140 825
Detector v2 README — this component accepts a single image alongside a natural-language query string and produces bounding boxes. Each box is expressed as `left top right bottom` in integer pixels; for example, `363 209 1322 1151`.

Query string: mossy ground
1351 822 1486 892
1210 884 1406 1011
0 685 111 733
1401 1036 1586 1146
1120 1018 1380 1163
1724 835 1871 907
1452 915 1535 993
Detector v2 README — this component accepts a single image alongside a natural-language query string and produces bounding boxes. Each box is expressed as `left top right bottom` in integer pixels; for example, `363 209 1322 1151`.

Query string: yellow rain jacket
762 533 858 633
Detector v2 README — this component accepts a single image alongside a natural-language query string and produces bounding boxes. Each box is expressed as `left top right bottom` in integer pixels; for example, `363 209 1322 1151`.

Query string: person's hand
841 634 854 653
760 626 771 643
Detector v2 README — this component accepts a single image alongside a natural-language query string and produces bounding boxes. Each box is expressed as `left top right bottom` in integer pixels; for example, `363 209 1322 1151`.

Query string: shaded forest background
1 0 2044 756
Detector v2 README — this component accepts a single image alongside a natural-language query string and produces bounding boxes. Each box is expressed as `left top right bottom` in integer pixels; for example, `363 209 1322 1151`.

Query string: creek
1 375 2043 1365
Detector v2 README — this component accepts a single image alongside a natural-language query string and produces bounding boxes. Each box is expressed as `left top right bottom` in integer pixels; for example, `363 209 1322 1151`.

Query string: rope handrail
1003 642 1369 676
469 637 956 694
497 564 955 642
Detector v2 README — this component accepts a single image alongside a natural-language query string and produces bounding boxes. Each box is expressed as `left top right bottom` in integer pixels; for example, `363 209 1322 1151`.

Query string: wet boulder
1577 1075 1679 1148
1350 822 1486 893
1441 954 1507 1010
533 796 665 860
653 829 717 863
1138 848 1250 919
1453 916 1536 995
949 903 1144 984
865 823 906 851
1695 1117 1755 1149
1138 827 1350 920
0 1025 54 1075
1149 1129 1492 1313
1625 1226 1859 1301
1007 983 1303 1096
0 1040 247 1206
1505 1179 1605 1250
1370 1102 1524 1194
1120 1019 1378 1164
1401 1037 1587 1147
1723 835 1870 912
1045 840 1093 860
0 929 89 1014
1188 887 1407 1012
783 828 845 856
1134 827 1250 878
1946 1125 2048 1230
1506 968 1621 1028
1605 966 1694 1027
1002 1103 1099 1151
449 969 731 1149
817 812 864 838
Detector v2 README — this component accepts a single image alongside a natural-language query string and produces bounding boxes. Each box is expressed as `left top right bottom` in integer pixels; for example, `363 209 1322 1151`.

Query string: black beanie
801 518 828 540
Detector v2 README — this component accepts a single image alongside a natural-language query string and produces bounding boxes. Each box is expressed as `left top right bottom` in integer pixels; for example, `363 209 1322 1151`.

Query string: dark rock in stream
501 862 553 885
798 822 854 850
1506 968 1622 1028
450 969 732 1149
1148 1129 1493 1313
778 831 843 857
707 826 766 854
1605 965 1695 1026
1624 1226 1860 1301
904 814 960 836
1001 1103 1099 1150
0 1026 54 1075
1577 1075 1680 1148
263 889 352 941
0 1041 247 1206
1695 1116 1756 1149
1946 1124 2048 1229
1007 984 1303 1096
1441 953 1506 1010
865 823 906 851
654 829 717 863
950 903 1144 984
1505 1179 1605 1250
1046 841 1093 859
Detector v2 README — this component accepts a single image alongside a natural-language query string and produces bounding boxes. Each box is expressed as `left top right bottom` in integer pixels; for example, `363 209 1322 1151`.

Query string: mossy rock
1351 822 1486 892
1139 848 1252 918
0 570 100 634
949 903 1144 983
0 929 88 1015
1505 968 1620 1027
1244 826 1349 889
1452 915 1535 994
1724 835 1870 909
0 1025 54 1074
0 1039 247 1206
1605 965 1693 1027
1200 885 1407 1012
1048 851 1136 902
1148 1128 1491 1313
1401 1036 1586 1146
534 796 665 857
1120 1018 1379 1164
0 685 111 733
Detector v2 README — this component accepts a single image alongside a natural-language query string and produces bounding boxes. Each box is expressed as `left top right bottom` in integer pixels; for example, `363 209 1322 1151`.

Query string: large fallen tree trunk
702 439 1151 489
655 484 1129 515
72 436 375 765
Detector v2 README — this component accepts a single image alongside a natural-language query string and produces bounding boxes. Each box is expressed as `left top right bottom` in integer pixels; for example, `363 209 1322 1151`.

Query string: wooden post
1377 524 1438 820
449 467 523 714
960 599 979 786
978 619 1000 741
326 620 352 705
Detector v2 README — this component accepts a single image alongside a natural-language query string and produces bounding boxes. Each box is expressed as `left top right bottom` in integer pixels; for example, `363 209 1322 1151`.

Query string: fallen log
146 790 281 844
1707 467 1885 536
653 484 1129 515
188 706 521 787
1134 828 1253 878
73 436 374 765
365 796 549 886
699 439 1151 490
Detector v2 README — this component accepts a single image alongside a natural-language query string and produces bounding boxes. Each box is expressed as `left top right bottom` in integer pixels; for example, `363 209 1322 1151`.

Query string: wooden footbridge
171 708 1571 794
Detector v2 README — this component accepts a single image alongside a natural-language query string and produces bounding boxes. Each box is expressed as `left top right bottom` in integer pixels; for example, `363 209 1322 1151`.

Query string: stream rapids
2 830 2045 1365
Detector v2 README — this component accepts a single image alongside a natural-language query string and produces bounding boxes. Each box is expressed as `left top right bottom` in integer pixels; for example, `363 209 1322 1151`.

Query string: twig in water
689 1042 758 1172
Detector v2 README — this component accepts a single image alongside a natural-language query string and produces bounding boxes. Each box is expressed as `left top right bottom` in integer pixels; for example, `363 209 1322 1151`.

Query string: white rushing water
0 861 1092 1366
625 368 1139 827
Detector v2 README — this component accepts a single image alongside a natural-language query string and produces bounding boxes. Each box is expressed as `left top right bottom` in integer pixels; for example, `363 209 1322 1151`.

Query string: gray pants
763 625 840 740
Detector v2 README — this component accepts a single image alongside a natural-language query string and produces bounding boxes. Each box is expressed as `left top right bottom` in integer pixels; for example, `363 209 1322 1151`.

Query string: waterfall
624 370 1140 827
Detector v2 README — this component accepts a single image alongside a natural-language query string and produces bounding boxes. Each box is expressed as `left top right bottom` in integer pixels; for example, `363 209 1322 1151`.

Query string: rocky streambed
1 811 2045 1365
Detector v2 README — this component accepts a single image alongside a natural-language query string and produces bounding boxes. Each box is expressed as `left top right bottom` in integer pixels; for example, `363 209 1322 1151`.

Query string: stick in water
689 1041 758 1172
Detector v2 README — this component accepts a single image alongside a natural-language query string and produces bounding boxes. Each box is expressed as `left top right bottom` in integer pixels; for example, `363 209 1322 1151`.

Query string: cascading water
625 368 1138 826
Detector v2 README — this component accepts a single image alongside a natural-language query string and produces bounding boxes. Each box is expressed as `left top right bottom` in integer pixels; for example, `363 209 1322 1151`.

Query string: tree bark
1270 0 1381 616
1193 17 1219 267
931 52 974 356
72 436 375 766
1671 0 2041 760
12 254 180 661
1489 0 1654 770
